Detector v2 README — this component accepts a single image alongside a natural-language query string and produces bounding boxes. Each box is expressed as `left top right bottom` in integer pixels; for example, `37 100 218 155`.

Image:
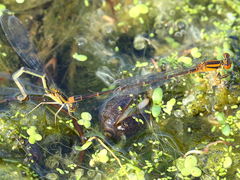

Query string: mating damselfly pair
0 11 232 139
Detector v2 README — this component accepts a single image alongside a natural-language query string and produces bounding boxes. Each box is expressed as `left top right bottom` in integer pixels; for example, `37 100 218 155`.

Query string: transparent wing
0 12 43 72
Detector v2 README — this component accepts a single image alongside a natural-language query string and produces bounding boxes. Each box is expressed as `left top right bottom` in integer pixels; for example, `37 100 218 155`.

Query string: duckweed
89 149 109 167
221 124 231 136
190 167 202 177
163 98 176 115
1 0 240 179
152 87 163 104
151 104 161 118
82 112 91 119
72 53 88 62
177 56 193 66
176 155 202 178
77 112 92 128
129 4 149 18
215 112 226 124
26 126 42 144
190 47 202 58
223 156 232 169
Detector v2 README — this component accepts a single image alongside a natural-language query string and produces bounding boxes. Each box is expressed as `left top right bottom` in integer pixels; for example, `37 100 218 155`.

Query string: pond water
0 0 240 179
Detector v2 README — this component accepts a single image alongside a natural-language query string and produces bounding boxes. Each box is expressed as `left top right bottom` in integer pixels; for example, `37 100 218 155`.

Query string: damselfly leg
12 67 48 101
12 66 76 123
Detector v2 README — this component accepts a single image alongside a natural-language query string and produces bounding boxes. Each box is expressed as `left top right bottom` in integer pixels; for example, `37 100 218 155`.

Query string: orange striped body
194 53 231 73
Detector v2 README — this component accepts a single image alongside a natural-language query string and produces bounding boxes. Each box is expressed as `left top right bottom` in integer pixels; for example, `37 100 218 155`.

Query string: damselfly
72 52 231 102
0 11 76 122
0 11 85 143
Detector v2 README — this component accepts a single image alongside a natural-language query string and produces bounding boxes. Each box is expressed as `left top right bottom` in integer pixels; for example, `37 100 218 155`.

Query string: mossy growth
1 0 240 179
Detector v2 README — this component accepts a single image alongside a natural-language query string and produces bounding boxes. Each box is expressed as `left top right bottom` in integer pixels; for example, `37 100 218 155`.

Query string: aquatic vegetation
1 0 240 179
151 87 163 118
26 126 42 144
128 4 149 19
176 155 202 178
77 112 92 128
89 149 109 167
72 53 88 62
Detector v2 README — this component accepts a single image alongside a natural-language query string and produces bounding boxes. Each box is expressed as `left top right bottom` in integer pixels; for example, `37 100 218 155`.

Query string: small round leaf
191 167 202 177
151 105 161 117
152 87 163 104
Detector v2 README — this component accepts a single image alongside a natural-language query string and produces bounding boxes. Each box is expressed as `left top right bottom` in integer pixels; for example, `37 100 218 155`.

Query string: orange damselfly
71 52 231 102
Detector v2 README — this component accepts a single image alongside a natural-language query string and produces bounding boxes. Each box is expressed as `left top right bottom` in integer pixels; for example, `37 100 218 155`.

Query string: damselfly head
68 103 77 113
223 53 231 69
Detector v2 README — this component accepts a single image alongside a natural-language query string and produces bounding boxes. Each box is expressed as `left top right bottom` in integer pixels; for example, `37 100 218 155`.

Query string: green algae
0 0 240 179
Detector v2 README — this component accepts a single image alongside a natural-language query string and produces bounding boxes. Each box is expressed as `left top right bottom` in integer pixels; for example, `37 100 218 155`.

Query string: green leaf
27 126 37 135
129 6 140 18
135 61 148 67
152 87 163 104
81 112 92 121
176 158 185 170
184 155 198 168
178 56 192 66
75 169 84 180
215 112 226 124
190 167 202 177
27 126 42 144
165 37 180 49
77 119 83 124
98 149 109 163
78 119 91 128
16 0 25 3
136 4 149 14
223 156 232 169
34 134 42 141
129 4 148 18
28 136 36 144
151 105 161 117
84 0 89 7
75 141 93 151
73 53 88 61
134 36 146 50
84 120 91 128
56 168 65 175
180 168 191 176
191 47 202 58
163 98 176 115
221 124 231 136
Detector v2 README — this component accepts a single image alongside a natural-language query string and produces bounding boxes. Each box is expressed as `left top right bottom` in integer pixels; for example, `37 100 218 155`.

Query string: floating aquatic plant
77 112 92 128
26 126 42 144
72 53 88 62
